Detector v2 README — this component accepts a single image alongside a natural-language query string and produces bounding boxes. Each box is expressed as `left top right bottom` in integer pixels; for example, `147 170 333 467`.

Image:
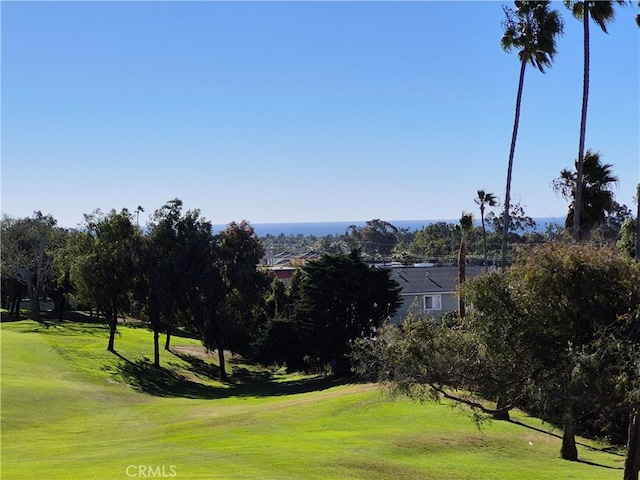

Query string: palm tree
457 212 474 318
564 0 625 242
635 183 639 262
552 149 618 241
500 1 564 270
475 190 498 272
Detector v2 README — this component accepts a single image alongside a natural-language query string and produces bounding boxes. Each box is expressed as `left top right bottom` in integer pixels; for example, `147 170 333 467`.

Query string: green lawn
1 318 626 480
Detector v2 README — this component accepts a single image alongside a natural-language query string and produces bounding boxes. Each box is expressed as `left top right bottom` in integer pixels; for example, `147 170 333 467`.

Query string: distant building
388 265 486 322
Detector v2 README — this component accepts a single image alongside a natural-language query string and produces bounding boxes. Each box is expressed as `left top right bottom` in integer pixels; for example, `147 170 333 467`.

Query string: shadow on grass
169 351 223 382
112 352 354 400
114 358 226 399
508 419 624 469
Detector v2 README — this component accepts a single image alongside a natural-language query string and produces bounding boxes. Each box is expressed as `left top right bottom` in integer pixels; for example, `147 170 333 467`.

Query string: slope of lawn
1 317 625 480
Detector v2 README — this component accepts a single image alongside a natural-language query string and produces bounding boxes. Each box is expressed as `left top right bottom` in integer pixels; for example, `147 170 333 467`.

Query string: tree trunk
561 406 579 461
11 297 20 318
481 210 488 273
28 285 41 322
501 60 527 271
635 184 639 263
153 326 160 368
573 0 590 242
493 394 511 421
458 240 466 318
164 329 171 351
107 309 117 352
624 409 640 480
216 338 227 381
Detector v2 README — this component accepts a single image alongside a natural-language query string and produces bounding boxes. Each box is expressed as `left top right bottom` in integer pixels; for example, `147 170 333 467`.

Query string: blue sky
2 1 638 228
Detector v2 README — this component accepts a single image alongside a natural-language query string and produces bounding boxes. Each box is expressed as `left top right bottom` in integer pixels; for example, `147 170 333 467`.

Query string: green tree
45 229 77 321
292 250 402 375
1 212 63 321
564 0 626 241
553 150 618 240
409 222 460 263
351 307 525 420
618 216 637 259
467 243 639 461
203 221 268 381
486 202 537 266
142 199 193 367
636 183 640 262
500 0 563 269
73 209 139 352
474 190 498 272
345 219 399 258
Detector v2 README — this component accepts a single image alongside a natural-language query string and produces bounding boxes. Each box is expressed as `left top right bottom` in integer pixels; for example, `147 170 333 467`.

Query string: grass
1 316 626 480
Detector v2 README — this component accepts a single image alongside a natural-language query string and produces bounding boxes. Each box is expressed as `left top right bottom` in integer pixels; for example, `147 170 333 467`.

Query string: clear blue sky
2 1 638 228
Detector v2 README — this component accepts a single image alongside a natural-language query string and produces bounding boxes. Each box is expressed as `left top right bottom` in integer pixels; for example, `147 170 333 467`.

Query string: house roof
389 266 486 295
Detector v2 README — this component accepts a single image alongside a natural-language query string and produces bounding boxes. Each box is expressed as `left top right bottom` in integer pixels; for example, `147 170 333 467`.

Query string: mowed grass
1 318 625 480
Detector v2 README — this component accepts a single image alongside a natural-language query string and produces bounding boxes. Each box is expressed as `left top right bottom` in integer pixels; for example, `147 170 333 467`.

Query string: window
423 295 442 311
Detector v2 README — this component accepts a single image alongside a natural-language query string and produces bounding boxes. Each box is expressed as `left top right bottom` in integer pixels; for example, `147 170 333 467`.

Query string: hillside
0 319 625 480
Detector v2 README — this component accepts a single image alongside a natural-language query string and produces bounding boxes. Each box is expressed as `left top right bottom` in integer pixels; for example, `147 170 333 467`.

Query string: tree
345 219 399 258
409 222 461 263
45 231 76 322
619 217 638 259
0 212 62 321
564 0 626 241
457 212 474 318
202 221 268 381
292 250 402 375
73 209 139 352
474 190 498 272
636 183 640 262
142 199 189 367
351 306 526 421
553 150 618 241
486 202 537 265
465 243 640 461
500 1 563 269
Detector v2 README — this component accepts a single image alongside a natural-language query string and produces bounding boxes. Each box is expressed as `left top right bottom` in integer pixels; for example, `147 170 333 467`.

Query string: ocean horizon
213 217 564 237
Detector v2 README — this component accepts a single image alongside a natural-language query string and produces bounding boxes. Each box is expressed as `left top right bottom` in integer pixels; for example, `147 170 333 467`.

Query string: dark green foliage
253 317 311 373
553 150 619 241
199 221 270 380
291 250 402 375
502 1 564 72
141 200 215 366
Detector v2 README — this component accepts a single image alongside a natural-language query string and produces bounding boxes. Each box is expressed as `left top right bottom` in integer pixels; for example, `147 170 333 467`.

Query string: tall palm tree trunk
501 60 527 270
458 240 466 318
635 184 639 262
480 206 489 272
573 1 590 241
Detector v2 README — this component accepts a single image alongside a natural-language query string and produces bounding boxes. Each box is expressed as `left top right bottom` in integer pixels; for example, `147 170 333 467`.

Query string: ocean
213 218 562 237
